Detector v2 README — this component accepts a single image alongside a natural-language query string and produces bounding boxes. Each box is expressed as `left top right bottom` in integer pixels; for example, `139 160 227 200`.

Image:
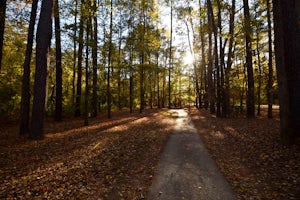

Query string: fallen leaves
0 109 176 199
190 107 300 200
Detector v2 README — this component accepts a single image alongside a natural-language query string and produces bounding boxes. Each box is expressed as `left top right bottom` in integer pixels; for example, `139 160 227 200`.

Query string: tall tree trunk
107 0 113 118
92 0 98 117
139 3 146 113
256 32 262 116
139 58 145 113
129 45 133 113
216 0 226 117
243 0 255 118
54 0 62 121
209 0 220 117
30 0 53 140
129 69 133 113
0 0 7 71
273 0 300 145
198 0 206 109
117 22 122 111
156 52 160 108
207 0 215 114
72 0 78 108
19 0 38 135
168 0 173 109
149 64 153 109
128 1 134 113
75 0 85 117
84 17 91 126
224 0 235 117
266 0 273 118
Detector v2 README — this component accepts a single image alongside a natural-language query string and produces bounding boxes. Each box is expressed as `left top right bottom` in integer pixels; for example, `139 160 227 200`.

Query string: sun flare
183 52 194 65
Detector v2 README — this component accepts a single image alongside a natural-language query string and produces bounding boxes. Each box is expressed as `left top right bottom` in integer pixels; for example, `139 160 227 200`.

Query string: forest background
0 0 299 144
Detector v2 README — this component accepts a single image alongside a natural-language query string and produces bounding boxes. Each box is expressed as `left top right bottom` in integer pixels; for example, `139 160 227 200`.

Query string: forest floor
0 109 175 199
190 106 300 200
0 107 299 199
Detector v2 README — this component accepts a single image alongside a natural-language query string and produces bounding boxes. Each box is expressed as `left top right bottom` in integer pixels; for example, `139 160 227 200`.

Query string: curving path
147 109 236 200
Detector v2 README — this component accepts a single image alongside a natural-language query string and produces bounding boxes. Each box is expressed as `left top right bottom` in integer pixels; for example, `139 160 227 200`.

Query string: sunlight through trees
0 0 299 144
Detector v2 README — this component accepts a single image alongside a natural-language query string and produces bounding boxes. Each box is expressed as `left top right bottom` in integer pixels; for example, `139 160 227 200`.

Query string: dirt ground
1 107 299 199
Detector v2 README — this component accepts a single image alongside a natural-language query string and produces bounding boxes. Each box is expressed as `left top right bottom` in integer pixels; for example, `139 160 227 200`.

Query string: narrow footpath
147 109 236 200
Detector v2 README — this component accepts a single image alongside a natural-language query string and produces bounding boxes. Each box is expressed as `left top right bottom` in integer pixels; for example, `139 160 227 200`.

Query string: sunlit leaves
0 109 175 199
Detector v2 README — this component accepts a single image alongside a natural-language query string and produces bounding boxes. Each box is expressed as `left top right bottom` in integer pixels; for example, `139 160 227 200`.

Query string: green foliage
0 85 21 118
0 23 27 119
0 0 278 120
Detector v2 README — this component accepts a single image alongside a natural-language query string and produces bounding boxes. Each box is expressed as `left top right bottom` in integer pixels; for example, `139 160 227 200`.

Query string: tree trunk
273 0 300 145
129 45 134 113
156 52 160 108
162 66 166 108
198 0 206 109
256 32 262 116
267 0 273 118
216 0 226 117
168 0 173 109
130 70 133 113
224 0 235 117
92 0 98 117
0 0 7 71
30 0 53 140
84 17 91 126
72 0 78 108
54 0 62 122
210 0 220 117
128 1 134 114
207 0 215 114
75 0 85 117
117 24 122 111
243 0 255 118
19 0 38 135
107 0 113 118
139 61 145 113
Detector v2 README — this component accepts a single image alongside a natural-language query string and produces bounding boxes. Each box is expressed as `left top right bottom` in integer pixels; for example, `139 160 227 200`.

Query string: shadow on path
148 109 236 200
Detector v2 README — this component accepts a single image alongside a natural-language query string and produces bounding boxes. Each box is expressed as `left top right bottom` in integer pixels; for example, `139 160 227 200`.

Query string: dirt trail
147 109 236 200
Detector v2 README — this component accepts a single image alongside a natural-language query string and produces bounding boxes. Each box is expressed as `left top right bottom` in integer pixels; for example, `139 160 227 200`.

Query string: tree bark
207 0 215 114
72 0 78 108
30 0 53 140
273 0 300 145
256 31 262 116
0 0 7 71
19 0 38 135
107 0 113 118
54 0 62 121
156 52 160 108
266 0 273 118
84 16 91 126
168 0 173 109
224 0 235 117
198 0 206 109
243 0 255 118
92 0 98 117
117 23 122 111
75 0 85 117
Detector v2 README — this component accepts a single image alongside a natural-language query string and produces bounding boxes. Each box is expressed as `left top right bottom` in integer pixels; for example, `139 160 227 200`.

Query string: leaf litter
190 107 300 200
0 109 175 199
2 107 299 200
